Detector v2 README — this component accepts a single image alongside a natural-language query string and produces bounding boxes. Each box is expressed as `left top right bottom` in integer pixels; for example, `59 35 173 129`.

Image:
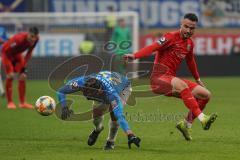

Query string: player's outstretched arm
57 85 77 120
111 94 141 149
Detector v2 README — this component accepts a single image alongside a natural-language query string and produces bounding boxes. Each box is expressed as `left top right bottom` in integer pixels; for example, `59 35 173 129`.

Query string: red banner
140 33 240 55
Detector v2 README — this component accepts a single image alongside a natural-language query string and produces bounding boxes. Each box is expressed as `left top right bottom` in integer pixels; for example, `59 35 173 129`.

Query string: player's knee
19 73 27 81
6 73 14 80
204 90 211 100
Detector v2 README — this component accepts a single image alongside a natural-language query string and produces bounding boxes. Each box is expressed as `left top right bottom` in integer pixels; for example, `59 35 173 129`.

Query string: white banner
33 34 84 57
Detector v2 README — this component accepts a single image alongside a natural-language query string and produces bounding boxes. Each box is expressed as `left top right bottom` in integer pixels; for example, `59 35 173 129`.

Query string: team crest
157 36 167 45
187 44 191 52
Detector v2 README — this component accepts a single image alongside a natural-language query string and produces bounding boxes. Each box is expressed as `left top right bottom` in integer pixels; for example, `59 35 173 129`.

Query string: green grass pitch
0 77 240 160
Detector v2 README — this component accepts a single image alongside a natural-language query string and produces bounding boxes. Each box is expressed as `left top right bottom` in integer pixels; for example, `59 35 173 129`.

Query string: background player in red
1 27 39 109
124 13 217 141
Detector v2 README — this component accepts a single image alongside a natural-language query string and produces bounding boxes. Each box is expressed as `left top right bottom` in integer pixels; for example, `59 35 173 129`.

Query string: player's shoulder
13 32 28 39
164 31 179 37
159 31 177 42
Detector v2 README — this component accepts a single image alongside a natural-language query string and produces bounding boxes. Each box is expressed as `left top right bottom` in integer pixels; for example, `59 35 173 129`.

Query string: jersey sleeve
134 33 174 59
24 39 39 66
186 42 200 80
57 78 84 108
111 93 130 132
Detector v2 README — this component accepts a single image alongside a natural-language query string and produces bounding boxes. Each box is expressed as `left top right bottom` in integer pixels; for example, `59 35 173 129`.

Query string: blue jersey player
0 26 8 97
57 71 141 150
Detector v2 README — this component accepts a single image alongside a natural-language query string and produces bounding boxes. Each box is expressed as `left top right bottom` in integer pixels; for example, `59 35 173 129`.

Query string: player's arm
57 81 81 119
185 47 205 86
111 93 141 148
111 93 131 133
24 40 38 66
124 33 173 60
57 81 81 108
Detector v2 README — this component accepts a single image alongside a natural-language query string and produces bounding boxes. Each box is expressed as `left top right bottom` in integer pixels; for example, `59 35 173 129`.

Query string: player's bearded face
27 33 38 43
180 19 197 39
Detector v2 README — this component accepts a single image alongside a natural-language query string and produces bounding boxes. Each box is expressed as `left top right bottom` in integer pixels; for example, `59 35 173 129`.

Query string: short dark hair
184 13 198 22
29 26 39 35
82 77 106 102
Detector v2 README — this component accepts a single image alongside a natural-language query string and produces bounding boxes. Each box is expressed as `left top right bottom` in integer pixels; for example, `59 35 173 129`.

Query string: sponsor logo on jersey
175 51 186 59
70 81 79 89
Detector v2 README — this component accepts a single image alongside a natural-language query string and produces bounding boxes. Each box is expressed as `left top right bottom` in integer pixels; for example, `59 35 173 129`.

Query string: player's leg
104 112 119 150
176 79 217 140
1 54 16 109
88 101 108 146
15 55 33 109
0 56 5 97
185 81 211 125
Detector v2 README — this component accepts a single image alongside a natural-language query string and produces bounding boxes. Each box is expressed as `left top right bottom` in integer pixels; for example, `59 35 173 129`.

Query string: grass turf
0 77 240 160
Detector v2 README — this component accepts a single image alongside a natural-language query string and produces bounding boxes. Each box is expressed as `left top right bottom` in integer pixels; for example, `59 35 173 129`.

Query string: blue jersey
57 71 131 132
0 27 8 44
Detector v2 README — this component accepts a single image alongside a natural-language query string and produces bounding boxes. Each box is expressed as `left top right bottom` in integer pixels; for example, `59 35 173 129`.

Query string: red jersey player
124 13 217 141
1 27 39 109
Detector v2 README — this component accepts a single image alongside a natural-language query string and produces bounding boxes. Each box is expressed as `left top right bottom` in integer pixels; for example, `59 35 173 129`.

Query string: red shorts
1 53 25 74
150 74 198 97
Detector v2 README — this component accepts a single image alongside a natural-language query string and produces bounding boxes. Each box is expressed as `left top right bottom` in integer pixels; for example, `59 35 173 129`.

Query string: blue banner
49 0 240 28
0 0 25 12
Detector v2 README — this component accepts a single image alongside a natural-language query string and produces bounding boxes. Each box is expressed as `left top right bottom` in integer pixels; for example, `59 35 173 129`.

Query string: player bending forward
124 13 217 141
1 27 39 109
57 71 141 150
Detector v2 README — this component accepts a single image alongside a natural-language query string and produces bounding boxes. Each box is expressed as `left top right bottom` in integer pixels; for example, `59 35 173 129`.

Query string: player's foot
7 102 16 109
128 134 141 149
201 113 218 130
176 120 192 141
19 102 33 109
103 141 114 150
87 127 104 146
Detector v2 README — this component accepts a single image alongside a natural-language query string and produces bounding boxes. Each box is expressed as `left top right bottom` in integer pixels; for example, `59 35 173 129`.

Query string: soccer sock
197 113 206 122
184 119 192 129
18 79 26 104
0 75 4 95
186 98 209 124
93 116 104 132
180 88 202 118
6 77 13 103
107 120 119 142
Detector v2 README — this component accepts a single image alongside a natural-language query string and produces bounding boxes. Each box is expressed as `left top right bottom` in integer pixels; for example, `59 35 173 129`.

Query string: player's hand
128 134 141 149
123 54 135 62
196 79 205 88
61 106 73 120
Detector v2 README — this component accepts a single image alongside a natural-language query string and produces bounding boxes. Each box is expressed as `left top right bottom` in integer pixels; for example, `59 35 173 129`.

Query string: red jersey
2 32 38 57
134 30 199 80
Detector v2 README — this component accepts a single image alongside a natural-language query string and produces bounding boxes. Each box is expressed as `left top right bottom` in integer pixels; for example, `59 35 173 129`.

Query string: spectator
111 18 132 74
104 5 117 43
79 34 96 55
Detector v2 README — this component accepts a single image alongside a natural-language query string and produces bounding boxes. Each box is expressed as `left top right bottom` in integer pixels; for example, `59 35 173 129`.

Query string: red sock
180 88 202 117
18 79 26 104
6 78 13 103
186 98 209 123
